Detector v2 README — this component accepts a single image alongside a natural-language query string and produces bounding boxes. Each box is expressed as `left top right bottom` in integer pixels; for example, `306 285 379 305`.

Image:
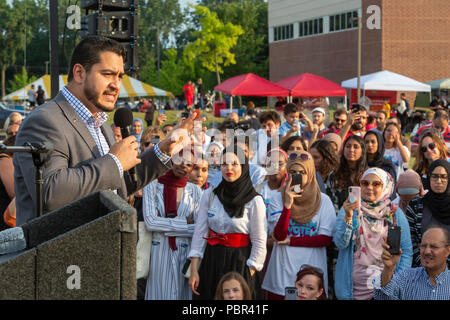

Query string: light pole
149 26 160 81
357 16 362 104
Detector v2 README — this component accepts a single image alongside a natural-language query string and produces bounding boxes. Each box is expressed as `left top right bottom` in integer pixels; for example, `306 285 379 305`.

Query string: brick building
268 0 450 106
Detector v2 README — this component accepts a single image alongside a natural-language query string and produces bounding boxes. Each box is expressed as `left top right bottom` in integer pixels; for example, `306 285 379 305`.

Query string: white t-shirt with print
261 193 336 295
384 146 410 180
259 181 283 236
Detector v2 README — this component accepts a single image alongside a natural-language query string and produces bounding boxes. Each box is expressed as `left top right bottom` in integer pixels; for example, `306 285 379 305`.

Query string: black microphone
113 107 137 183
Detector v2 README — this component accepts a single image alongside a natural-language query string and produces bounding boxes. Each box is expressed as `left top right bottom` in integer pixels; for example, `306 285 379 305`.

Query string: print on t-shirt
288 220 319 237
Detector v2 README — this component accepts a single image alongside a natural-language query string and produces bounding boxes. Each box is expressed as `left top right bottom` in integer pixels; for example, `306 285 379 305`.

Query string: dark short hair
377 110 387 118
283 103 299 115
334 108 347 117
434 110 449 121
259 111 281 125
68 36 127 82
351 104 367 113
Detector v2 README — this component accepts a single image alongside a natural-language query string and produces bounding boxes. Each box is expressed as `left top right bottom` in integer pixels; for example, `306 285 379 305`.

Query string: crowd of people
99 96 450 301
1 35 449 301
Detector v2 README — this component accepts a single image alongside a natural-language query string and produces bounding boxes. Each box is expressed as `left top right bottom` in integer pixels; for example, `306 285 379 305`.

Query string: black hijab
214 146 259 218
423 159 450 225
365 130 397 182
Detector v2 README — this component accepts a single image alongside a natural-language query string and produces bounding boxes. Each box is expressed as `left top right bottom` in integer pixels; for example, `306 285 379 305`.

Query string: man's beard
84 85 117 112
352 122 364 131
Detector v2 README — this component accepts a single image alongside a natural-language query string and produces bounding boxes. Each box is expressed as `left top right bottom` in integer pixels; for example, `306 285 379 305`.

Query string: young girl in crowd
294 264 327 300
364 130 397 184
280 136 308 154
188 154 209 190
309 140 339 187
131 118 144 150
383 122 410 180
406 159 450 268
205 141 224 188
262 151 336 299
143 148 202 300
214 272 251 300
188 146 267 300
326 135 368 213
333 168 412 300
412 129 449 188
259 148 288 294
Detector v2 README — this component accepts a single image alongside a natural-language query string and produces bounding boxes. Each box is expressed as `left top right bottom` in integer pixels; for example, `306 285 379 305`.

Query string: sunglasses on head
421 143 436 153
288 152 310 162
300 264 324 275
360 180 383 188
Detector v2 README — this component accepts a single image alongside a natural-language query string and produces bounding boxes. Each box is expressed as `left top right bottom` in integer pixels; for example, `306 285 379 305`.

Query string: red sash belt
204 229 249 247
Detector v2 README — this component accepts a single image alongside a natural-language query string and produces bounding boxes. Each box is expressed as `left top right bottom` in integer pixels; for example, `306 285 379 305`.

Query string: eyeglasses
300 264 324 275
360 180 383 188
420 143 436 153
430 174 448 181
419 244 448 251
288 152 310 162
335 118 346 123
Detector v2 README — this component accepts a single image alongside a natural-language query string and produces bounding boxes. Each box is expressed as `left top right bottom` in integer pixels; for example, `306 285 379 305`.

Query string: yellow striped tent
2 74 172 100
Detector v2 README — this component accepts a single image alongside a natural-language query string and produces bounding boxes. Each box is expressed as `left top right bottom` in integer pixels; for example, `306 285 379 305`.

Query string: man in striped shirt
373 226 450 300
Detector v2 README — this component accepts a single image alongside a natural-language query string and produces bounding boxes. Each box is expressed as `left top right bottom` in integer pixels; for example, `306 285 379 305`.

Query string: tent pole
230 95 233 111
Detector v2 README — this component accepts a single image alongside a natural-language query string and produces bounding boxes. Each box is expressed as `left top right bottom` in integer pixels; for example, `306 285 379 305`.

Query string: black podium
0 191 137 300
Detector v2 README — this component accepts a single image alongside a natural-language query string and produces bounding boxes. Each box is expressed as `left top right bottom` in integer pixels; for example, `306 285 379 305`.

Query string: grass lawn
106 109 226 129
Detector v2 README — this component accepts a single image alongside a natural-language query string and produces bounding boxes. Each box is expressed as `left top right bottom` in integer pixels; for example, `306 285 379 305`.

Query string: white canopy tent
341 70 431 92
2 74 172 101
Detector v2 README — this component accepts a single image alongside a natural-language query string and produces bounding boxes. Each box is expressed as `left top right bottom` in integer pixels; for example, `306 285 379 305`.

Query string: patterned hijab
357 168 396 267
282 150 321 225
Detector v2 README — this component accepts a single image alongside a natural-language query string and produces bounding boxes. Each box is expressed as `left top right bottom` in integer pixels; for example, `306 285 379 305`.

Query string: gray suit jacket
14 92 170 226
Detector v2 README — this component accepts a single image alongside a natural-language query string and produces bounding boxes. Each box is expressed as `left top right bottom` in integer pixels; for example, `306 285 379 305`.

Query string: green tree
0 0 30 97
8 67 37 92
199 0 269 79
138 0 183 79
140 48 190 97
184 5 243 100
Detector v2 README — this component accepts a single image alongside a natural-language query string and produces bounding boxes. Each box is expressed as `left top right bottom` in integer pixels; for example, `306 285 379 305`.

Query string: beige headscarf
322 133 343 154
283 150 322 225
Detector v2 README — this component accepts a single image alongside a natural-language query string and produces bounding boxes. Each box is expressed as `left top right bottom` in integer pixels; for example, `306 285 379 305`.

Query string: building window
298 17 323 37
329 10 358 32
273 23 294 41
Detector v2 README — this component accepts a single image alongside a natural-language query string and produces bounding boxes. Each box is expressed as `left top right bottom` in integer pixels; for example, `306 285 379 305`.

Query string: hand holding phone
285 287 298 300
348 186 361 212
291 173 303 194
387 226 401 255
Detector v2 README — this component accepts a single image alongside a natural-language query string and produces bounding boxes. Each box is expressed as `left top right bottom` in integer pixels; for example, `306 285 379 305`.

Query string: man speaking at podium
13 36 193 226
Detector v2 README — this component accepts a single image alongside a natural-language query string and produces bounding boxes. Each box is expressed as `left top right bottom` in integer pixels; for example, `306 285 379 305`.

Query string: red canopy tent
276 73 347 97
214 73 289 97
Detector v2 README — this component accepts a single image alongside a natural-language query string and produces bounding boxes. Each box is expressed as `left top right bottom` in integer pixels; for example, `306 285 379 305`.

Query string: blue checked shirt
373 266 450 300
61 87 171 179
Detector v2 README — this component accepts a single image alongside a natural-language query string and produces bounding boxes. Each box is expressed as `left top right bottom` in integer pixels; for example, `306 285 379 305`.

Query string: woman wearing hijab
364 130 397 184
131 118 144 149
406 159 450 268
394 169 425 215
188 146 267 300
205 141 224 188
142 148 202 300
261 150 336 299
322 133 342 156
334 168 412 300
